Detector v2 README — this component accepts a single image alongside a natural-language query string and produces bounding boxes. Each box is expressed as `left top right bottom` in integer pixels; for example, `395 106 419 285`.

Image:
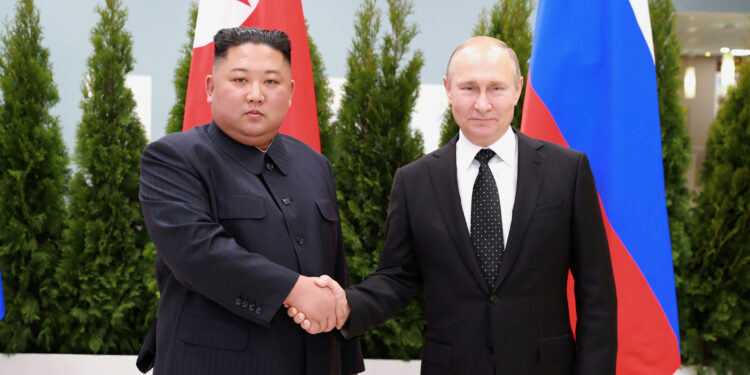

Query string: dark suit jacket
345 129 617 375
138 122 364 374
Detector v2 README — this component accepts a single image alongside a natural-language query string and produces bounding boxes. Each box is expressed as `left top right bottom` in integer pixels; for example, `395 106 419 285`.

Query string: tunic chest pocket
217 195 266 220
315 199 339 222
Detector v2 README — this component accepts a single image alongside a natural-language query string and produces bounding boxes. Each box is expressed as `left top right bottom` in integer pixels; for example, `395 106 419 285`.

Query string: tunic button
248 303 256 311
487 344 494 353
282 197 291 205
489 295 498 304
241 300 249 308
255 306 263 315
296 235 304 245
235 298 242 306
265 162 274 171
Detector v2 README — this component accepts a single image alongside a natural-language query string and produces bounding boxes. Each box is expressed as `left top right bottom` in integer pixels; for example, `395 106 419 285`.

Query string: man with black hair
137 27 363 375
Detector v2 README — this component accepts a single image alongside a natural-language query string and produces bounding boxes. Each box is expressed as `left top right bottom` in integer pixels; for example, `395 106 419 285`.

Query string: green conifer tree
681 59 750 374
680 59 750 374
55 0 154 353
649 0 694 359
307 22 335 157
438 104 458 147
439 0 533 146
165 2 197 134
333 0 425 359
0 0 68 353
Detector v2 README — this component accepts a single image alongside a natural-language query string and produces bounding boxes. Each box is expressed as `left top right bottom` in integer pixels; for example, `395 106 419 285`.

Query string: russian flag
183 0 320 151
0 266 4 321
521 0 681 373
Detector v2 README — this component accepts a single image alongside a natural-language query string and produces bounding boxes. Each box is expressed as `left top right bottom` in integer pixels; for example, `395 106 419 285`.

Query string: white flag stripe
628 0 655 62
193 0 260 48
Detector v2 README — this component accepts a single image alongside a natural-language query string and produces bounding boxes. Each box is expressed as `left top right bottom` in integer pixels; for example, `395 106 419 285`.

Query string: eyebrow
229 68 282 75
456 79 505 86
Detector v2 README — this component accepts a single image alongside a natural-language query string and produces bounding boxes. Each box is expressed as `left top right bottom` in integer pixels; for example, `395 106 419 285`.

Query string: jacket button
255 306 263 315
235 298 242 306
265 162 274 171
490 295 498 304
282 197 291 205
248 303 256 311
296 235 304 245
242 300 249 308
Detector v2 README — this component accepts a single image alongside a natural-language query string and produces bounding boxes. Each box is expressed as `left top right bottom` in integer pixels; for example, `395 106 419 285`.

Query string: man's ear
443 76 452 102
513 76 524 105
288 79 295 107
205 75 215 103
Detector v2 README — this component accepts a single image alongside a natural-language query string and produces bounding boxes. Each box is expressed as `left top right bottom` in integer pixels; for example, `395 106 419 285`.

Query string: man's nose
246 82 264 103
474 91 491 112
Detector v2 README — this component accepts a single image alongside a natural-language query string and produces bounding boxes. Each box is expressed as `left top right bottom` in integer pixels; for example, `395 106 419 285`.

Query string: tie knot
474 149 496 164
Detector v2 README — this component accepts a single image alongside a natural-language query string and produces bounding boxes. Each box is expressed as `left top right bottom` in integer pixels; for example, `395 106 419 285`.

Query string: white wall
125 74 153 141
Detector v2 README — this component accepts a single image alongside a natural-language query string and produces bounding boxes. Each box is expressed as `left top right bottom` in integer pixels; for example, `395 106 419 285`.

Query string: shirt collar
456 126 517 171
207 121 291 175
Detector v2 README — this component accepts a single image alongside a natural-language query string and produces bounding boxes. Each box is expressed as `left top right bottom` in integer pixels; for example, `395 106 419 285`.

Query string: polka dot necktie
471 148 504 289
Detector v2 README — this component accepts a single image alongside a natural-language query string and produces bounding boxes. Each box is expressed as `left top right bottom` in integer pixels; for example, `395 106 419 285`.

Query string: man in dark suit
289 36 617 374
136 27 363 374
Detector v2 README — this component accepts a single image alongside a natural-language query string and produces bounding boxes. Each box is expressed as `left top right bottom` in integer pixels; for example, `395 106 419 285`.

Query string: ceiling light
731 49 750 57
720 53 736 96
720 47 730 53
684 67 696 99
704 51 711 57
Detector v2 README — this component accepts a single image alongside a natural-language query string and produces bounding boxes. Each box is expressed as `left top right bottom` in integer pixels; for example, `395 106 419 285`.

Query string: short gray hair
445 36 521 83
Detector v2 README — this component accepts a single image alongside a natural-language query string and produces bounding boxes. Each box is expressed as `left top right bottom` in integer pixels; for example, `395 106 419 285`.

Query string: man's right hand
283 275 339 334
285 275 350 334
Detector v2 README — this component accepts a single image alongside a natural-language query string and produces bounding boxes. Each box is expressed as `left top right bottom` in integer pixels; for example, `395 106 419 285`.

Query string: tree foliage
332 0 425 359
0 0 68 353
307 21 335 157
649 0 694 364
681 59 750 374
55 0 156 354
439 0 533 146
165 2 198 134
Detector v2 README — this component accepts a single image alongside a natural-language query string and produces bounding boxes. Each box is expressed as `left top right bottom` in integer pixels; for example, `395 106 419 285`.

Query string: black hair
213 27 291 65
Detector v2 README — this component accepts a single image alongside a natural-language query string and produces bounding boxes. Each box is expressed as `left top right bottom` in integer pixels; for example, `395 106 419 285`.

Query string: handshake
283 275 350 334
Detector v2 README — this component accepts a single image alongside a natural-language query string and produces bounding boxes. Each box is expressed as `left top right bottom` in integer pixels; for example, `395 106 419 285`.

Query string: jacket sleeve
139 139 299 327
570 152 618 374
343 167 422 338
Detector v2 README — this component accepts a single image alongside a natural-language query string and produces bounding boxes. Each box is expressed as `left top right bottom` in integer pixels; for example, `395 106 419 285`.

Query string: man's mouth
245 109 264 117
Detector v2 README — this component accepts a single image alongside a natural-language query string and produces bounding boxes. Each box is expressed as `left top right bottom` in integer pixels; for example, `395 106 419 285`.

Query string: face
206 43 295 148
443 43 523 147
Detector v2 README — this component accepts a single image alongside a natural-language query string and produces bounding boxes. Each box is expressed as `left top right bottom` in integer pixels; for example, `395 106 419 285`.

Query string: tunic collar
207 121 291 176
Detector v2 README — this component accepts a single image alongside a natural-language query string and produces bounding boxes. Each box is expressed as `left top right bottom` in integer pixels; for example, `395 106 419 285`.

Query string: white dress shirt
456 127 518 246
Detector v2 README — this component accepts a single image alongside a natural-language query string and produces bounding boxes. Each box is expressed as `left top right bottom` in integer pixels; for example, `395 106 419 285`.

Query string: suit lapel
426 137 489 294
493 129 547 292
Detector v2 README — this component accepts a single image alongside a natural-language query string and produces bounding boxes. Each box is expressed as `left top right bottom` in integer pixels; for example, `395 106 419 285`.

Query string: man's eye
265 79 278 85
234 78 246 83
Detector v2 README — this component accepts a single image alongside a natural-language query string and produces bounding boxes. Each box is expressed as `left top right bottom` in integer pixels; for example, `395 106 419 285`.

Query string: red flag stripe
523 83 681 374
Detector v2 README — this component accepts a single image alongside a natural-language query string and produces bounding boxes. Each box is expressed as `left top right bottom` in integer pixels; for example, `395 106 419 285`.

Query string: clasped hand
283 275 350 334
